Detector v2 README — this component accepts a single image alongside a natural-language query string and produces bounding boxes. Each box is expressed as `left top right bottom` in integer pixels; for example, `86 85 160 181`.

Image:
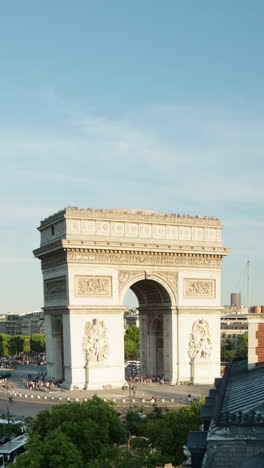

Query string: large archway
126 278 172 378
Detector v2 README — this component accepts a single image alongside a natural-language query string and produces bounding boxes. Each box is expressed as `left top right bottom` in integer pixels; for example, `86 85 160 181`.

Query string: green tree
142 400 203 465
23 336 31 353
12 430 83 468
30 334 46 353
13 396 127 467
86 445 169 468
0 334 10 356
221 334 248 361
124 325 140 360
237 334 248 358
9 336 30 356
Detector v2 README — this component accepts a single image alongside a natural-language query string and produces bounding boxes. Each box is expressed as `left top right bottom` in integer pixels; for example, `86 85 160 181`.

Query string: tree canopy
13 396 127 467
124 325 140 360
13 396 203 467
221 334 248 361
0 333 45 356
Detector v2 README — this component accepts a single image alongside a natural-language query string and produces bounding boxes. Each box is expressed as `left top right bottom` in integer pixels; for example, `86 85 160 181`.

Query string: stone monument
33 207 230 389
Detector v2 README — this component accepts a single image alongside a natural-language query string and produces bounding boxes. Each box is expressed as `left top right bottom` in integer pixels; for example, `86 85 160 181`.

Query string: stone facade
34 207 230 390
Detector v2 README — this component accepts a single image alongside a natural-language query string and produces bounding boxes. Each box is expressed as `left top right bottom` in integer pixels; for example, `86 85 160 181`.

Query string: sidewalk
0 366 212 408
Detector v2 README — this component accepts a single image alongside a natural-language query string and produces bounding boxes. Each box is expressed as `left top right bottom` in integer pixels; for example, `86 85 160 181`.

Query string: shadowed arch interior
130 279 171 306
127 279 172 377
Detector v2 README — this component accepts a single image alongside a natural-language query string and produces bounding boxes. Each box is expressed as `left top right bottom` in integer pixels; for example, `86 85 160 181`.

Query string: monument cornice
39 206 222 229
34 239 230 258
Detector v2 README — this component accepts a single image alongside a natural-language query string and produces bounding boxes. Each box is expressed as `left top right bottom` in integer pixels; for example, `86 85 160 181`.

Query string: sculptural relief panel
184 279 216 298
82 319 109 362
188 319 212 359
44 276 67 300
75 276 112 297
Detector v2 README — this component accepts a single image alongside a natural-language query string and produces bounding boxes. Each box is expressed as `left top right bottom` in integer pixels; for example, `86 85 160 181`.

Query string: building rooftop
39 206 222 228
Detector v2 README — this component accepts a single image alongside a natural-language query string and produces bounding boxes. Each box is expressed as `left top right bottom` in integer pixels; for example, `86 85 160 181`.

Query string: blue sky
1 1 264 312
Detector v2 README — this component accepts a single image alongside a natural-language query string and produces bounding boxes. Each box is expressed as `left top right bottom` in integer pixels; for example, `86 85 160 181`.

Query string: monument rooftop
39 206 222 228
35 206 230 257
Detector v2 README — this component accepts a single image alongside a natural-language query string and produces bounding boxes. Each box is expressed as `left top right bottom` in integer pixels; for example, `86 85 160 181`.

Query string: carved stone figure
188 319 212 360
82 319 109 363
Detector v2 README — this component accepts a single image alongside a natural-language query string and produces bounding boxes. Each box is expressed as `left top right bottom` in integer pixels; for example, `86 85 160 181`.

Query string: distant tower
231 292 241 308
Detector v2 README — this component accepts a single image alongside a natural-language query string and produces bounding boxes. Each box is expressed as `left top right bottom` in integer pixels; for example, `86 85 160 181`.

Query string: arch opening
123 279 172 379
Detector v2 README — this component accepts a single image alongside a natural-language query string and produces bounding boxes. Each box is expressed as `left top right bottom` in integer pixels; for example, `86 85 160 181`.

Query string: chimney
247 308 264 370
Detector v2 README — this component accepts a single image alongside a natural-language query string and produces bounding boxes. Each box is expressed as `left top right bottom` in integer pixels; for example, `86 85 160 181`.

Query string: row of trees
0 334 45 356
13 395 203 467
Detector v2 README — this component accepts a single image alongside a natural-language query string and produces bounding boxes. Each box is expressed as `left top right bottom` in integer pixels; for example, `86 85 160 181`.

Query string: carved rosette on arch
188 319 212 360
82 319 109 363
118 271 142 293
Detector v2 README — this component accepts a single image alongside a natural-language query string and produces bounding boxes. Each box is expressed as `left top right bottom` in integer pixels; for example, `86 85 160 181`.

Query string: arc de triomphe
34 207 230 390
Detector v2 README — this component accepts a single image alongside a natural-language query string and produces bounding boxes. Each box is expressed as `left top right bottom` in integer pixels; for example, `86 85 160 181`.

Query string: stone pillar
177 308 221 384
139 313 148 375
62 307 125 390
44 313 55 379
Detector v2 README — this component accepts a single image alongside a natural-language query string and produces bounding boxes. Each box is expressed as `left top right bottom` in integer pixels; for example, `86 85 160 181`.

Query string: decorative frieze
44 277 67 300
188 319 212 359
67 250 222 267
82 319 109 362
75 276 112 297
184 279 216 298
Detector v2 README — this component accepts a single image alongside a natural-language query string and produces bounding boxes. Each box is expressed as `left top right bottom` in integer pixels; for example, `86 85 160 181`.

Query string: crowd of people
23 372 58 391
126 375 168 384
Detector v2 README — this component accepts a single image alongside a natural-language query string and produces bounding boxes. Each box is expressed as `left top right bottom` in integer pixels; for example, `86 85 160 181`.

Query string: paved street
0 364 213 417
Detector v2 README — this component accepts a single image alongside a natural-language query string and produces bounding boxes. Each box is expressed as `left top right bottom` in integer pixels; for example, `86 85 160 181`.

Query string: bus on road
0 434 28 465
